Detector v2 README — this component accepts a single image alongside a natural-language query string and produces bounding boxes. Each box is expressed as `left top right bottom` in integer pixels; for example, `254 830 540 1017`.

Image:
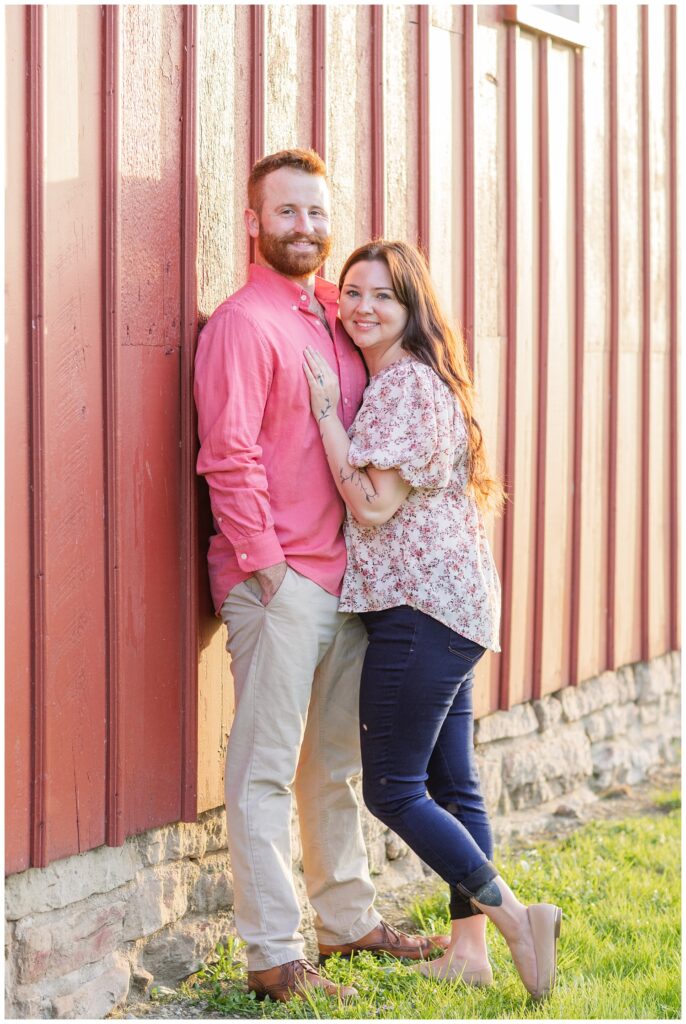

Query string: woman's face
339 259 409 360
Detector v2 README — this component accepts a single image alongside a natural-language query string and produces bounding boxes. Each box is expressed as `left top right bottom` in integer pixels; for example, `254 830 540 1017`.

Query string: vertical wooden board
538 44 574 695
473 14 507 716
195 4 248 813
119 6 184 834
577 5 609 682
326 6 372 279
120 6 183 348
505 30 539 708
193 6 235 811
613 6 642 668
5 5 32 874
249 3 265 180
312 5 327 160
648 349 672 655
473 330 507 717
197 623 234 813
428 14 464 324
567 44 584 688
179 4 199 823
669 7 680 651
578 350 610 680
417 4 430 252
265 5 313 153
118 347 183 830
384 5 418 241
614 351 643 667
355 4 375 250
646 7 671 657
39 5 108 862
197 4 252 318
370 5 385 239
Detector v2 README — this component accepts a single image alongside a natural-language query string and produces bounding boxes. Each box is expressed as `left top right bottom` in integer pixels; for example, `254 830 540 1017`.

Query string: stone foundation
5 651 680 1019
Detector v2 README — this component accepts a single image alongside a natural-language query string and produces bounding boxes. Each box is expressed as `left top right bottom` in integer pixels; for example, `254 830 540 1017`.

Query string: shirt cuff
228 526 285 572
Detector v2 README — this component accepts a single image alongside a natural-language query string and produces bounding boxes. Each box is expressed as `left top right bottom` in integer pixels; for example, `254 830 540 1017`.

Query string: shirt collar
248 263 340 308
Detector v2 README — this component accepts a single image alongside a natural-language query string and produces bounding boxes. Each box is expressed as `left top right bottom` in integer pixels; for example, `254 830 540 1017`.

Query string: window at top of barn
503 4 591 48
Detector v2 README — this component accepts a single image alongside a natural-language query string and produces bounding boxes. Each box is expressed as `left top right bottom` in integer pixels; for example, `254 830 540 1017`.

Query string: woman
303 240 561 999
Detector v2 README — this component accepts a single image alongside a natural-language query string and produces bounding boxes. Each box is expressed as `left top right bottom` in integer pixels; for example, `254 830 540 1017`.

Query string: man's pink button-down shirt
194 264 368 614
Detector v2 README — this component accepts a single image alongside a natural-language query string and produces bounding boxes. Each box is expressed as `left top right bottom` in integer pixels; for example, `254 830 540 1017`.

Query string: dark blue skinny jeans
359 606 497 919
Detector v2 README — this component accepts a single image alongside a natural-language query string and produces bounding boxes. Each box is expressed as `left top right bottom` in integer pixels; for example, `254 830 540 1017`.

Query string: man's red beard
258 228 332 277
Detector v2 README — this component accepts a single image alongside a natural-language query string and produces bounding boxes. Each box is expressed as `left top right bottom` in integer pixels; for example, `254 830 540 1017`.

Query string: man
194 149 445 1003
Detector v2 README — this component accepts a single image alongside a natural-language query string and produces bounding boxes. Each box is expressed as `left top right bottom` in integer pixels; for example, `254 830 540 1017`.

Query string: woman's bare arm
303 347 410 526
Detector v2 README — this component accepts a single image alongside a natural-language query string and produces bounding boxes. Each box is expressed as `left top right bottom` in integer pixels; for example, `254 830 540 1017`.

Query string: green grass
653 787 681 813
180 805 681 1019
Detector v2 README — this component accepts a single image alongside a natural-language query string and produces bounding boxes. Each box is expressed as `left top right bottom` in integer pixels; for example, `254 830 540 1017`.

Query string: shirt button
301 294 307 302
291 304 298 310
344 398 349 404
218 516 223 522
240 553 247 560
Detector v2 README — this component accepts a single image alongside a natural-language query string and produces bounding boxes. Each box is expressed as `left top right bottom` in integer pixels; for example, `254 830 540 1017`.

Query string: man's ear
244 207 260 239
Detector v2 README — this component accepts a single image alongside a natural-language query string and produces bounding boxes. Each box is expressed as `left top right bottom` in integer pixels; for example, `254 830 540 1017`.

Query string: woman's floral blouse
340 358 501 651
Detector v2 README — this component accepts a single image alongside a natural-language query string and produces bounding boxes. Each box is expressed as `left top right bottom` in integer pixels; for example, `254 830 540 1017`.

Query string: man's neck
255 253 317 297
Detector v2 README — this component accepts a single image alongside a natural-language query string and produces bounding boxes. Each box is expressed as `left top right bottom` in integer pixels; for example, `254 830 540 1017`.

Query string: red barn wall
5 4 680 875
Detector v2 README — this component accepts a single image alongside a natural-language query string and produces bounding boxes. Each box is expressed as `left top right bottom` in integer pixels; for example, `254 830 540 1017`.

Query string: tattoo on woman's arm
317 398 332 422
339 466 377 503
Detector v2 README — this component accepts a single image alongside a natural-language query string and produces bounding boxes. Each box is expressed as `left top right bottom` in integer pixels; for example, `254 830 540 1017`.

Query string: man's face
247 167 332 278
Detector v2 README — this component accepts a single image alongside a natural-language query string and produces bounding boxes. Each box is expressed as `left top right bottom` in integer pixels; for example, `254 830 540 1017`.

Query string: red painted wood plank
668 5 679 651
103 3 124 848
27 3 47 869
118 6 185 836
499 24 518 710
569 47 586 687
640 6 651 660
417 4 430 256
42 5 109 863
180 3 199 822
118 351 184 833
463 5 476 369
607 6 619 669
5 4 33 875
532 35 550 702
371 5 385 238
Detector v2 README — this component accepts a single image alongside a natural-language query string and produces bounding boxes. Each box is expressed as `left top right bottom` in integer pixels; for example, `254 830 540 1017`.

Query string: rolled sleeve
229 526 284 571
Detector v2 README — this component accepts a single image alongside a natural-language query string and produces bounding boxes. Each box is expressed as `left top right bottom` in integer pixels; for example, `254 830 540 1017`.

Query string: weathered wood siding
5 4 680 873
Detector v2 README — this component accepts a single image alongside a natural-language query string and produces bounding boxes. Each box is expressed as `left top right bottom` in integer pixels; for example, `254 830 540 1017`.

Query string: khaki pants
220 567 380 970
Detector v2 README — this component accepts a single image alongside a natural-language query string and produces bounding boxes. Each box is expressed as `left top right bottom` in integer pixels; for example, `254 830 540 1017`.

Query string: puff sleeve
347 361 463 489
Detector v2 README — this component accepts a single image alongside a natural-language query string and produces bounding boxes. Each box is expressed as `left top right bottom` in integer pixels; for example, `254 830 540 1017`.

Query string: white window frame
503 5 591 48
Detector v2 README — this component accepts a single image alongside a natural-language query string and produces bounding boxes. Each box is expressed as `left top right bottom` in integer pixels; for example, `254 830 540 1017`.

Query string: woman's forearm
317 412 377 516
303 345 410 524
316 411 410 526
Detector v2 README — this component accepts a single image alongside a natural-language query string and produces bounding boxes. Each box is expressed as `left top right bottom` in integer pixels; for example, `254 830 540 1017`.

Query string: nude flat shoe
412 957 494 987
519 903 562 1000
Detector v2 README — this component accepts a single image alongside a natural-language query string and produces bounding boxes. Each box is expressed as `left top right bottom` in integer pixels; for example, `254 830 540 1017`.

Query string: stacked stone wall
474 653 680 816
5 652 680 1019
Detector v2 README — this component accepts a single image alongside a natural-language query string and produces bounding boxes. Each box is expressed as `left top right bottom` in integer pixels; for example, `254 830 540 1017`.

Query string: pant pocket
448 630 486 667
244 566 292 607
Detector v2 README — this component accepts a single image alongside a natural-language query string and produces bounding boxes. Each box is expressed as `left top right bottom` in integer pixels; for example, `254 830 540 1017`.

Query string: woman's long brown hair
339 240 505 515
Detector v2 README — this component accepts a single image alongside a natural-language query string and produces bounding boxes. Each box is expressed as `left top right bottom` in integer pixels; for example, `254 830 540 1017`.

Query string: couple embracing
194 149 561 1005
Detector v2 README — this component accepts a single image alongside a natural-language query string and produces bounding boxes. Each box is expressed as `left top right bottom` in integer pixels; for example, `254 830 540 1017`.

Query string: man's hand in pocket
252 562 288 606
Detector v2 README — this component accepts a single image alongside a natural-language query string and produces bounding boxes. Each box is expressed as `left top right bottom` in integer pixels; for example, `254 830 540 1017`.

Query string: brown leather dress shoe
318 920 449 965
247 958 358 1003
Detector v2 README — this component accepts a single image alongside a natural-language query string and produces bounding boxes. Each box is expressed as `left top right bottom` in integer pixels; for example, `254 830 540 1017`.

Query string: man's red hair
248 148 328 212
